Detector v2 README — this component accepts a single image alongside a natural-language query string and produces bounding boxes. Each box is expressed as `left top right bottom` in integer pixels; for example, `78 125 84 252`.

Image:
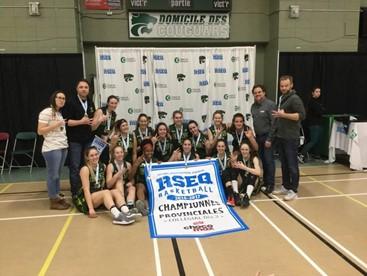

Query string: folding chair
9 132 38 174
0 132 10 175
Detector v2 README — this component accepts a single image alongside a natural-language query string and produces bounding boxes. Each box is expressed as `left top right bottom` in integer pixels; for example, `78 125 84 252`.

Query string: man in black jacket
272 75 305 201
62 79 96 198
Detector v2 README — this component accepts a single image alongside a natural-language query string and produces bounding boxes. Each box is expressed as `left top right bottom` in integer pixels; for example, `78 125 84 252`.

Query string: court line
0 210 108 221
301 171 367 208
271 194 367 273
0 196 71 203
38 208 76 276
299 177 367 184
152 238 162 276
251 201 328 275
195 238 215 276
0 183 13 193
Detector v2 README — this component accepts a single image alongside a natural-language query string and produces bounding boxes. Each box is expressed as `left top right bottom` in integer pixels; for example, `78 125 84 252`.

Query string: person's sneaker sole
136 200 149 216
284 194 298 201
112 219 135 225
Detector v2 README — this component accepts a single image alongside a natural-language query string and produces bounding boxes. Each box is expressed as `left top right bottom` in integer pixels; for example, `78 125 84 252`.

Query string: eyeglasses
56 96 66 100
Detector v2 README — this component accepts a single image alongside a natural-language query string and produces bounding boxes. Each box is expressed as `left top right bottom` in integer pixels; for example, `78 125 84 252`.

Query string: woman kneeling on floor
75 146 135 225
231 142 261 208
106 145 141 217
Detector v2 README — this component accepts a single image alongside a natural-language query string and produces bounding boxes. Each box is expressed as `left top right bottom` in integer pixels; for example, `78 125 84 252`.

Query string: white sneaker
284 190 298 201
113 212 135 225
272 186 288 195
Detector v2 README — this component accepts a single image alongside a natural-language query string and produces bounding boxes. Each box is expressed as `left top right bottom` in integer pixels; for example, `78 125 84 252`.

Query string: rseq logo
199 80 209 86
153 55 164 60
99 54 111 60
213 54 223 60
242 67 249 73
215 68 226 73
212 100 222 106
143 81 150 87
140 69 146 75
104 69 115 74
194 69 205 75
155 68 168 74
156 101 164 107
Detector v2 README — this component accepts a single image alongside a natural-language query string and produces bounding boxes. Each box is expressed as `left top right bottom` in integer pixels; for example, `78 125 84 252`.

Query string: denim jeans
301 125 322 156
277 138 300 193
256 134 275 190
42 148 68 199
68 141 90 196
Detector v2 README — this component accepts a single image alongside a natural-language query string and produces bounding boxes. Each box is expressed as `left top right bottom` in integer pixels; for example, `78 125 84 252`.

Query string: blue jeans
301 125 322 156
68 141 90 196
277 138 300 193
42 148 68 199
256 134 275 190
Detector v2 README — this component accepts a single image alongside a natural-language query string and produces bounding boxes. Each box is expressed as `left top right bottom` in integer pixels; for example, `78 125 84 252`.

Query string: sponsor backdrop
95 47 255 129
145 159 249 238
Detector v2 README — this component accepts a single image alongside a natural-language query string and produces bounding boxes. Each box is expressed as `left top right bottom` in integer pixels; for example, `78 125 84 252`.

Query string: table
328 121 367 170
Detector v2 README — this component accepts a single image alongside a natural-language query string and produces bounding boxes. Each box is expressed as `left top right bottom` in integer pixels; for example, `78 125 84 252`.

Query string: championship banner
145 160 249 238
91 135 108 153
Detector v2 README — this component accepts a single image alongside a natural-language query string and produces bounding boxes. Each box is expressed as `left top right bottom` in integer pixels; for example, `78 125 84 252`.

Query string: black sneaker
240 194 250 208
234 193 241 206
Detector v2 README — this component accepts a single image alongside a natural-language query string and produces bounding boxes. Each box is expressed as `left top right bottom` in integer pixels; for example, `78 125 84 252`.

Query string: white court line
251 202 328 276
0 210 109 221
253 192 367 203
195 238 215 276
152 238 162 276
271 194 367 271
300 177 367 184
0 196 71 203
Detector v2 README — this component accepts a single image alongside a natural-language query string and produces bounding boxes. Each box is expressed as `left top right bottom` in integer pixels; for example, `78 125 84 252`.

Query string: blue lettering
103 69 115 74
157 176 172 192
156 172 213 192
172 175 185 187
214 68 226 73
140 69 146 74
242 67 249 73
198 172 212 184
185 175 198 188
153 55 164 60
155 68 168 74
156 101 164 107
100 54 111 60
199 80 209 86
143 81 150 87
213 54 223 60
245 79 250 84
212 100 222 106
194 69 205 75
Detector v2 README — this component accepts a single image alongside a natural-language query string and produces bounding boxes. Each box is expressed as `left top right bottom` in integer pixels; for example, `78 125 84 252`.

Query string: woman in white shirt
38 91 70 210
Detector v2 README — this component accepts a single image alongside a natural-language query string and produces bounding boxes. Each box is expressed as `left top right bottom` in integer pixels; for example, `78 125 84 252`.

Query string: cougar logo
177 73 186 82
124 74 134 82
199 56 206 64
244 54 249 61
246 113 251 121
233 72 239 80
158 111 167 119
246 94 250 101
130 13 158 37
201 115 207 123
144 96 150 104
142 55 147 64
201 95 208 103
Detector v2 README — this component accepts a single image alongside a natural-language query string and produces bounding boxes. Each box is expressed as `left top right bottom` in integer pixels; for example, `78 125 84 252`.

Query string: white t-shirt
38 107 68 152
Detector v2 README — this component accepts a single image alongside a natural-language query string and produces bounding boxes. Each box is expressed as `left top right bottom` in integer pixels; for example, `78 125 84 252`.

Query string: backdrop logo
177 73 186 81
201 115 207 123
234 105 240 111
124 73 134 82
213 54 223 60
140 69 146 74
238 86 246 92
135 88 144 94
246 93 250 101
244 54 249 61
201 95 208 103
175 57 189 63
142 55 147 63
199 80 208 86
128 108 133 114
128 108 142 114
121 57 126 63
166 95 181 101
194 69 205 75
186 88 192 94
224 94 236 100
100 54 111 60
130 13 158 37
156 101 164 107
214 82 226 87
144 96 150 104
212 100 222 106
129 120 137 126
143 81 150 87
119 96 129 101
102 83 116 89
246 113 251 121
155 68 168 74
174 57 179 63
153 55 164 60
231 56 239 62
158 111 168 119
199 56 206 64
214 68 226 73
104 69 115 74
242 67 249 73
232 72 239 80
155 83 167 88
165 95 171 101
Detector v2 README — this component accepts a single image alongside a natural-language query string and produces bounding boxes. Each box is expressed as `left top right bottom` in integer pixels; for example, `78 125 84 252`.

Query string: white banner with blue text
145 159 249 238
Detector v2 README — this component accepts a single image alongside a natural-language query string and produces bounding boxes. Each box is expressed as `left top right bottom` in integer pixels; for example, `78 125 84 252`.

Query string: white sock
110 206 120 219
120 205 129 214
246 185 254 198
232 180 239 193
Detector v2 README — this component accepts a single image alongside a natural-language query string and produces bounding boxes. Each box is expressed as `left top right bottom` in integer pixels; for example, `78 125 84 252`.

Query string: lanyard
106 111 112 131
235 129 244 144
56 111 64 131
192 133 201 149
95 163 100 187
158 138 167 154
138 128 148 140
176 125 183 141
278 95 283 110
78 95 88 116
217 153 227 170
121 134 130 151
183 153 191 166
215 125 222 139
144 158 153 178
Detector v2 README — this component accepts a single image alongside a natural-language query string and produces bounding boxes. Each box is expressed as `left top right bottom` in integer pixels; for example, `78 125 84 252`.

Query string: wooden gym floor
0 163 366 276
